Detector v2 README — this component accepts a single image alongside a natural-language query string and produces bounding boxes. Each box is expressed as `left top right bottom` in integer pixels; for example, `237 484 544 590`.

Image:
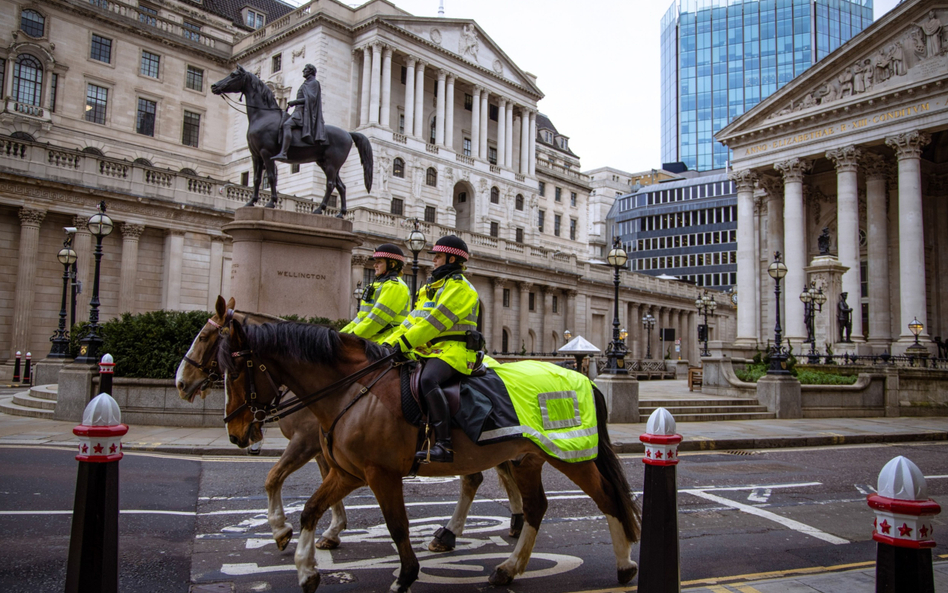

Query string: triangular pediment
718 0 948 142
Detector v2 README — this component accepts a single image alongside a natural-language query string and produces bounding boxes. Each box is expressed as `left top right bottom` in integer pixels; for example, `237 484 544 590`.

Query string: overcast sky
337 0 902 173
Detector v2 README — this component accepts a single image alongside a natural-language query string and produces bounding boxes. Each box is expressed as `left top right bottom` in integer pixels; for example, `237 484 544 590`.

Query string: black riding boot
272 126 293 162
416 387 453 463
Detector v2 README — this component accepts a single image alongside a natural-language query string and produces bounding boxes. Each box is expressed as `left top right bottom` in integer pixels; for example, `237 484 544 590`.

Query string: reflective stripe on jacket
340 276 410 343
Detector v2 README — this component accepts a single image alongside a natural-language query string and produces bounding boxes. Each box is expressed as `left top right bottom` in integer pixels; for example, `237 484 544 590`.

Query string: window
538 210 545 232
555 187 562 202
136 98 156 136
85 83 108 124
49 73 58 112
90 34 112 63
393 158 404 178
528 292 535 311
570 192 577 207
186 66 204 91
140 50 160 78
182 110 201 146
241 171 249 186
490 187 499 204
515 194 524 211
464 93 473 111
426 167 437 187
12 54 43 107
182 21 201 42
552 295 558 314
538 181 545 196
429 117 436 144
516 227 524 243
488 146 497 165
554 214 561 237
569 218 576 241
463 137 471 156
503 288 510 307
489 104 498 121
400 66 406 84
272 54 282 73
458 192 466 203
490 221 499 237
139 4 157 26
390 197 404 215
398 113 405 133
291 163 300 173
245 9 265 29
424 205 437 223
20 9 45 37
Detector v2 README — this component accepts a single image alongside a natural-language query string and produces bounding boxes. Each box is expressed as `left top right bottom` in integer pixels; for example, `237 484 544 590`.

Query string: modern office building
661 0 874 172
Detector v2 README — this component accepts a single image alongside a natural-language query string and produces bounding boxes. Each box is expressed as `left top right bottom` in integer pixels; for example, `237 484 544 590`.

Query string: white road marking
0 509 195 516
854 484 876 495
747 488 772 503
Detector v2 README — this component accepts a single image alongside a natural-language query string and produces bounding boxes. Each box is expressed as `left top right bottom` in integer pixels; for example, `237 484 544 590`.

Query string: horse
174 296 524 552
210 65 373 215
215 317 641 593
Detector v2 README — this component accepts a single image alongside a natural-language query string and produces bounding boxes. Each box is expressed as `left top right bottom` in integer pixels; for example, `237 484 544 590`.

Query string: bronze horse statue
211 65 372 215
212 313 641 593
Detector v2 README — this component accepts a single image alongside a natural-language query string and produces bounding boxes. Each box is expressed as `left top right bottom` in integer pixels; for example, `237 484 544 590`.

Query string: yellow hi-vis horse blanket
459 360 599 463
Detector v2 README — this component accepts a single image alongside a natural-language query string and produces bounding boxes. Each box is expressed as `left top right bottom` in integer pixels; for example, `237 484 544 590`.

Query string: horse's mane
217 321 388 374
243 69 280 110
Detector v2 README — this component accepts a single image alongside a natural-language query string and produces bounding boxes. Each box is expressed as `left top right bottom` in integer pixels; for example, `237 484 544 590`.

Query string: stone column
413 61 426 138
827 146 864 341
161 230 185 311
505 102 514 169
886 170 901 340
435 70 446 146
774 158 811 344
565 289 577 342
492 277 506 352
518 282 532 352
118 223 145 315
496 97 507 167
368 44 382 125
11 208 45 357
445 75 455 149
886 131 932 345
760 176 784 344
207 237 225 311
688 311 698 363
479 89 490 159
471 86 481 156
403 57 416 135
529 111 537 176
730 169 759 347
72 216 93 327
380 46 393 129
359 47 371 126
863 153 891 349
519 110 530 175
541 287 552 353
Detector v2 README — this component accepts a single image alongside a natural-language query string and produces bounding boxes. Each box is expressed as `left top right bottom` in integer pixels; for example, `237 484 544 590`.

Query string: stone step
12 390 56 411
0 396 55 419
640 405 771 416
639 398 758 407
662 411 777 422
29 384 58 402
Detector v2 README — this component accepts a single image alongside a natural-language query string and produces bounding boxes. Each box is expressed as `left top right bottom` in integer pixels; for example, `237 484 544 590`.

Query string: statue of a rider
273 63 326 162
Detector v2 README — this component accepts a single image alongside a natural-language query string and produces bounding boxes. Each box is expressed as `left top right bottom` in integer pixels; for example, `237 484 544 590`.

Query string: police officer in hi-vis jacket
385 236 483 463
341 244 411 344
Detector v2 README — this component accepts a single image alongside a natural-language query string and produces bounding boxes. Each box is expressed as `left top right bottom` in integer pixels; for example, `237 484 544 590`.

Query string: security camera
64 226 78 234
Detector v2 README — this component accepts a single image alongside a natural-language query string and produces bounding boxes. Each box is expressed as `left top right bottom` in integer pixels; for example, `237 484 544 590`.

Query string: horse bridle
182 310 235 393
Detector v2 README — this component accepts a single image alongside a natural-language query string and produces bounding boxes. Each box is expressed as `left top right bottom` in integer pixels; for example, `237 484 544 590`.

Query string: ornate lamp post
642 313 656 360
800 282 826 364
564 329 571 343
694 290 717 357
603 237 629 375
766 251 790 375
353 281 363 302
405 218 426 307
906 317 929 360
76 202 113 364
49 230 78 358
620 328 628 344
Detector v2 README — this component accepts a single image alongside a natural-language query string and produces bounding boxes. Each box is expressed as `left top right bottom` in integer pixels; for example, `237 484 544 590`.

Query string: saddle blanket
454 360 599 463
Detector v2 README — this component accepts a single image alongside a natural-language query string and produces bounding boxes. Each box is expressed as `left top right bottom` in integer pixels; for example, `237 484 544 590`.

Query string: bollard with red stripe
20 352 31 385
637 407 683 593
12 351 21 383
98 353 115 400
65 392 128 593
868 455 941 593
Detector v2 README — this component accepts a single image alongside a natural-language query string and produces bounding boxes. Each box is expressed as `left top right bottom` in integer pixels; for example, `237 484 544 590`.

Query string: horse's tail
593 386 642 543
350 132 373 192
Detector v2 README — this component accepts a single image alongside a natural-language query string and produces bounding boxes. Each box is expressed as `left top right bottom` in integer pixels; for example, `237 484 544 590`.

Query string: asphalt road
1 442 946 593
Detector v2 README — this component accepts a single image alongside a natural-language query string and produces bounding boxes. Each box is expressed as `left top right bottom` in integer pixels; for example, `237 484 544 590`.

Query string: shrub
796 369 858 385
734 362 768 383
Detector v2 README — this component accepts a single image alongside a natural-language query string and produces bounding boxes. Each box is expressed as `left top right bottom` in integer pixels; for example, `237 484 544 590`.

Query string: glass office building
661 0 874 171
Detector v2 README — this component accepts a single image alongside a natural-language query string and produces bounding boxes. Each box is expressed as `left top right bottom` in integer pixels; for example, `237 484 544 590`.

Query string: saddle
402 361 460 426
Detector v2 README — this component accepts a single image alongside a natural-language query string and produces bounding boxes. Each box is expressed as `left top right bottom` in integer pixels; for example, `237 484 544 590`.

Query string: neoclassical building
717 0 947 355
0 0 732 380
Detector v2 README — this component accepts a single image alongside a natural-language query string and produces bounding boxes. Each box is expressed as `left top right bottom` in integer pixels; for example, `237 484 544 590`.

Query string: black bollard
98 353 115 397
21 352 32 386
65 393 128 593
637 407 683 593
11 351 21 384
868 455 941 593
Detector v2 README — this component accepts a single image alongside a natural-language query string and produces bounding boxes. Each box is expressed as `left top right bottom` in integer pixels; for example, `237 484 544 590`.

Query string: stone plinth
33 359 68 386
757 373 802 419
594 373 639 423
805 255 849 354
223 208 362 320
53 362 98 422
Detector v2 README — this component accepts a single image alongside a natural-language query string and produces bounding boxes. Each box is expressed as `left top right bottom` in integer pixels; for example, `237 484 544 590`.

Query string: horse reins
182 310 235 393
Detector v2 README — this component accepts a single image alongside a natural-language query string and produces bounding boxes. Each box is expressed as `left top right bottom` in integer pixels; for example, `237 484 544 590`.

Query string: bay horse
174 296 524 552
210 65 372 215
216 317 641 592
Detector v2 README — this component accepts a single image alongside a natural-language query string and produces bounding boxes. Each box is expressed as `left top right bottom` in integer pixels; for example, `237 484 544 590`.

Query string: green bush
796 369 858 385
734 362 768 383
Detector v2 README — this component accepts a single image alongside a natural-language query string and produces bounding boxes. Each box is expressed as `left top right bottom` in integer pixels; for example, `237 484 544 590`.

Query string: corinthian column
119 223 145 314
518 282 532 351
827 145 863 342
886 131 932 346
505 102 514 168
541 287 552 353
519 110 530 174
380 46 393 129
863 153 891 348
479 89 490 159
72 216 93 326
471 86 482 156
413 61 426 137
11 208 46 358
359 47 371 126
528 111 537 176
564 289 577 343
496 97 507 166
774 158 812 344
444 74 455 149
368 43 382 125
492 277 506 352
403 57 416 135
435 70 446 145
730 169 758 347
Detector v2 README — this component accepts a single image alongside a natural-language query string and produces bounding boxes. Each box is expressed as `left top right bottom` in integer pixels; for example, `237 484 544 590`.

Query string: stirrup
416 440 453 463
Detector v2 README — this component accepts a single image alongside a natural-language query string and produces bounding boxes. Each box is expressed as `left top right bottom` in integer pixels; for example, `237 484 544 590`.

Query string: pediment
718 0 948 141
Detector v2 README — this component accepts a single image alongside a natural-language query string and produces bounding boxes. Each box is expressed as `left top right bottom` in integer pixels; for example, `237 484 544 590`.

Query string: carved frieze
459 24 479 61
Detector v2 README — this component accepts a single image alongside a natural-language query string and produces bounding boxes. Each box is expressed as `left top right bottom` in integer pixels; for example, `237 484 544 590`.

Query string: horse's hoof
300 572 320 593
618 562 638 584
265 201 277 209
275 526 293 551
428 527 456 553
244 200 256 207
335 212 345 218
488 567 514 586
315 537 340 550
509 513 524 538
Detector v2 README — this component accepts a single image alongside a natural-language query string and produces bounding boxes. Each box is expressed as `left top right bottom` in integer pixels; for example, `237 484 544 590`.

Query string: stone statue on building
460 24 479 60
818 227 831 255
273 63 326 162
837 292 853 343
889 41 906 76
921 10 943 58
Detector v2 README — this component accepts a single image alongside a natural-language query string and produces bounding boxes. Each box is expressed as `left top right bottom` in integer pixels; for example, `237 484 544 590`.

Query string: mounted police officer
385 236 484 463
273 63 326 162
341 244 411 343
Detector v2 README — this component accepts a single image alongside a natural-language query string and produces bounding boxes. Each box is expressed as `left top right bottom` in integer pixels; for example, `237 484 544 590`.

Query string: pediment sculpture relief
460 24 479 61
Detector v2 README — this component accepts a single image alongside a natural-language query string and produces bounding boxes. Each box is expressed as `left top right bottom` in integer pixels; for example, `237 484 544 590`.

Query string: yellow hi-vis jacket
340 275 410 343
385 272 480 374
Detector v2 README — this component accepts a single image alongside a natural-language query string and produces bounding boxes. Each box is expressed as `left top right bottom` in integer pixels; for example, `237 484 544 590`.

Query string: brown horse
216 317 641 592
174 296 524 552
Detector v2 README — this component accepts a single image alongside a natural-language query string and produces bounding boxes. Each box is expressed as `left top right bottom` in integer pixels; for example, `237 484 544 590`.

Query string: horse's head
218 318 275 448
175 295 235 402
211 64 248 96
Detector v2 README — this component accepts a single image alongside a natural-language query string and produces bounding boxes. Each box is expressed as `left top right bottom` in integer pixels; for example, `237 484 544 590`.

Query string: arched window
133 157 153 167
490 186 499 204
81 147 104 156
426 167 437 187
180 167 198 176
393 157 405 179
515 193 524 211
20 10 45 38
12 54 43 106
10 131 35 142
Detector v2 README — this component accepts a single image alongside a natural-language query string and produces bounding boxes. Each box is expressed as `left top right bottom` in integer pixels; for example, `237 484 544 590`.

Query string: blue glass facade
661 0 873 171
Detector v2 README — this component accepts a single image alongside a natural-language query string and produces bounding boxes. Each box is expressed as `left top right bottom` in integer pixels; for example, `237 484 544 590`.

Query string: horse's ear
215 295 227 318
236 64 245 72
226 296 236 311
231 318 247 347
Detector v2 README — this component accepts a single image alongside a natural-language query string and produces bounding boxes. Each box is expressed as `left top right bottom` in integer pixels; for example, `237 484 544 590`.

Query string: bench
688 368 703 391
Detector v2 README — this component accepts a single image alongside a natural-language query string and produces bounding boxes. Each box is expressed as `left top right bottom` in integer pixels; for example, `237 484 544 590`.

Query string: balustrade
144 169 173 187
98 160 128 179
455 153 474 165
48 150 80 170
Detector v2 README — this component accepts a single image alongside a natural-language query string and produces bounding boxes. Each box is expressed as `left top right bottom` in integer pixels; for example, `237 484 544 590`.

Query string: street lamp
694 290 717 357
405 218 426 307
642 313 656 360
767 251 789 375
620 328 628 343
800 281 826 364
905 317 930 361
603 237 628 374
564 329 571 342
353 281 363 301
76 202 113 364
49 230 78 358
